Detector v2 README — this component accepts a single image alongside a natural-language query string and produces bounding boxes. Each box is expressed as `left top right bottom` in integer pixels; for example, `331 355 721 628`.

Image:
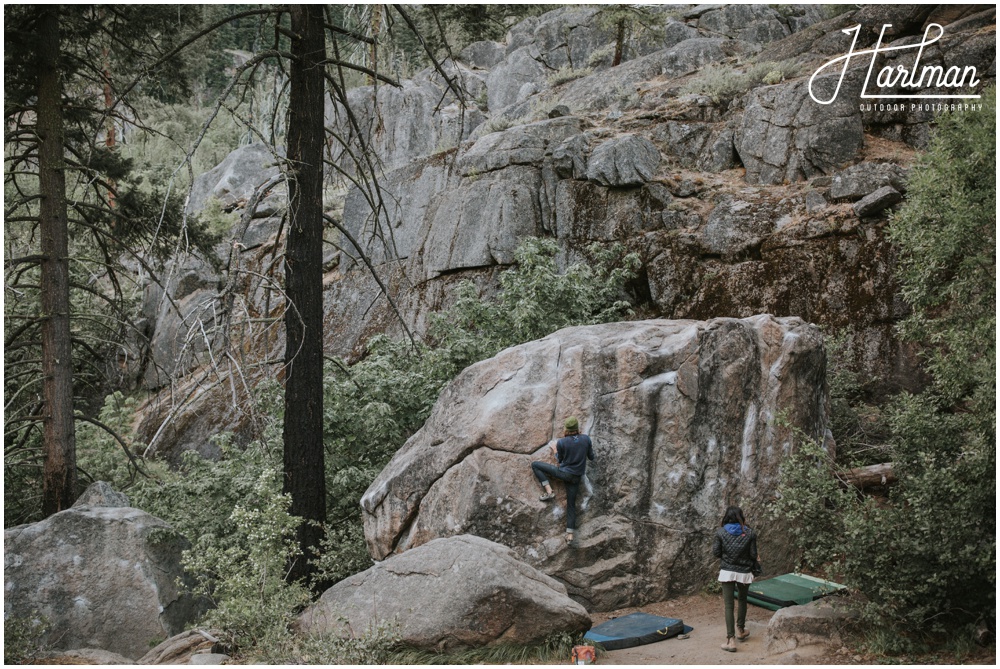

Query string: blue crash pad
584 612 690 650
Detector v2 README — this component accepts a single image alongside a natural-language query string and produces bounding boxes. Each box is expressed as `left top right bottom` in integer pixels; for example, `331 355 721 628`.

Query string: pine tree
282 4 327 585
4 5 203 519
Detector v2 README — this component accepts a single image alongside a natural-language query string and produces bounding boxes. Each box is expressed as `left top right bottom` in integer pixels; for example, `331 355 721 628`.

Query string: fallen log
841 462 896 489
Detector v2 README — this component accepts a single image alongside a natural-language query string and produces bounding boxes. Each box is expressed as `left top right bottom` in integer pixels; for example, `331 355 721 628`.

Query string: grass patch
480 114 533 135
547 66 593 87
681 60 802 103
387 630 587 664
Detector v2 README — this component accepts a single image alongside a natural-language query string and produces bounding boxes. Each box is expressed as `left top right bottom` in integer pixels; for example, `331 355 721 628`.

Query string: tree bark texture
283 4 327 583
37 7 78 516
612 19 625 67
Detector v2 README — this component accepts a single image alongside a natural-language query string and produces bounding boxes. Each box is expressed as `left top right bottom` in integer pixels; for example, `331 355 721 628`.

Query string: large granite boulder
586 134 661 187
298 535 590 650
505 6 611 71
460 40 506 70
186 143 281 214
557 38 731 113
692 4 791 48
458 117 583 176
328 65 486 175
486 45 550 113
735 71 864 185
4 495 204 660
362 316 830 611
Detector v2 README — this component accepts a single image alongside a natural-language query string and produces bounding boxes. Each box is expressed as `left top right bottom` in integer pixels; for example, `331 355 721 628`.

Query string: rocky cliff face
134 4 994 466
360 316 828 610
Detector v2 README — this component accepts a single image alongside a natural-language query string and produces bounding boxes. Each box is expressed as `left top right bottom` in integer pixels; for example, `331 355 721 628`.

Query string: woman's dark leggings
530 461 580 531
721 581 749 638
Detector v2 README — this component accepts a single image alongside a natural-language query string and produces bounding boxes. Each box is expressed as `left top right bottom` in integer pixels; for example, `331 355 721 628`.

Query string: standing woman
712 506 759 652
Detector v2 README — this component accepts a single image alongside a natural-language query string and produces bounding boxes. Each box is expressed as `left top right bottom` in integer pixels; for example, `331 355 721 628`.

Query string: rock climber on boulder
530 416 595 544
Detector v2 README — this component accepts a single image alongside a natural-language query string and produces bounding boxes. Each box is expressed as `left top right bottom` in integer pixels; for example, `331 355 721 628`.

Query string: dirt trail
588 593 846 666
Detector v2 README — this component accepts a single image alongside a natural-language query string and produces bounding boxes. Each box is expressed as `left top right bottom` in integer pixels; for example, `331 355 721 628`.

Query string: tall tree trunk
37 7 77 516
283 4 327 584
612 18 625 67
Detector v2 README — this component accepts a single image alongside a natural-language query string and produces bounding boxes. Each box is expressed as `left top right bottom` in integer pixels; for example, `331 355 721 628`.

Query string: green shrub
547 66 593 86
126 420 311 655
587 44 615 69
824 331 891 467
772 88 995 649
4 615 50 665
288 620 402 665
480 114 531 135
179 464 312 652
681 60 801 102
76 392 169 491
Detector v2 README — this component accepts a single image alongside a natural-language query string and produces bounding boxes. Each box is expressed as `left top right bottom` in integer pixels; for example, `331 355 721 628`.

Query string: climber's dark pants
531 461 581 531
721 580 750 638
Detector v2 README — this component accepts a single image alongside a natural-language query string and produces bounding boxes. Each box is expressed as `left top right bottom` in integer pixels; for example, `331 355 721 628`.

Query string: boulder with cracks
362 316 830 611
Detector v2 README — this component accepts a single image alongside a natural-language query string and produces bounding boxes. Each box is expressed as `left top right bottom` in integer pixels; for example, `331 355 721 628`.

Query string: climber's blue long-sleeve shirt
556 434 595 477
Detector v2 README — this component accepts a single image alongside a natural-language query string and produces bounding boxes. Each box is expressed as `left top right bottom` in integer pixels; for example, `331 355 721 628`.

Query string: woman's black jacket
712 526 758 573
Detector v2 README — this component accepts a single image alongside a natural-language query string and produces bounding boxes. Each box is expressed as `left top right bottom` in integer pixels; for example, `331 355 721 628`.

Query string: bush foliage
772 88 995 648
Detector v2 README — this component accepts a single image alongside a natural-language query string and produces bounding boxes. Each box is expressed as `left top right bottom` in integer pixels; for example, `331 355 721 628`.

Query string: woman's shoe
539 492 555 502
720 637 737 652
565 532 574 544
736 627 750 641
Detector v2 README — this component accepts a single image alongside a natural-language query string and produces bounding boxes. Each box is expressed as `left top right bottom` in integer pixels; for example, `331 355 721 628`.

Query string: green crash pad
748 573 846 611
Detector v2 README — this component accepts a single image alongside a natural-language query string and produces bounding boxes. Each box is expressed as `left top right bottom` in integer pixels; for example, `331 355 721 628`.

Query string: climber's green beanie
564 416 579 433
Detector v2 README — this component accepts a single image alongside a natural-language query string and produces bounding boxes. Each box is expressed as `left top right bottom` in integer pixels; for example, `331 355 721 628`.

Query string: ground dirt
588 592 848 666
580 592 996 666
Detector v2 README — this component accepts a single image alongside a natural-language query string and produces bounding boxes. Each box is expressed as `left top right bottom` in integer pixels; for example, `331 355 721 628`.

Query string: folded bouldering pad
748 573 846 611
584 612 689 650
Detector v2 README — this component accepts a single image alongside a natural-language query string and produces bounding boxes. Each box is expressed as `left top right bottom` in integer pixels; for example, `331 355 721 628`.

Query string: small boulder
829 162 908 201
766 598 859 655
298 534 591 651
852 186 903 218
586 134 660 187
548 104 571 119
805 190 828 213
